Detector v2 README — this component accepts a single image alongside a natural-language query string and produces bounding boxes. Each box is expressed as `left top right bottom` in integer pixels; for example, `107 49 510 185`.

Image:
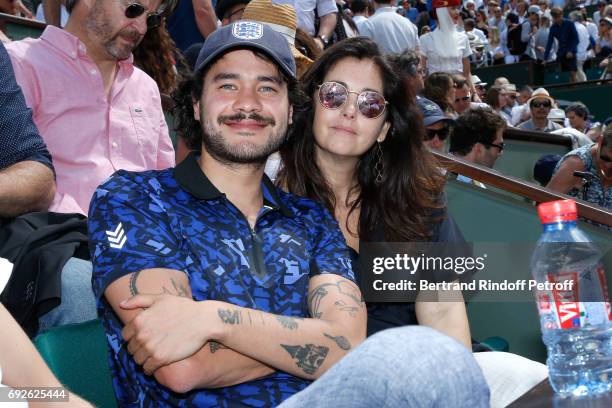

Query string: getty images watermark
359 242 611 303
371 253 574 292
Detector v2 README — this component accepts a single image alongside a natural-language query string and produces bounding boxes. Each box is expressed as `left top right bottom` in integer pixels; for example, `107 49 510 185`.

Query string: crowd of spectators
0 0 610 406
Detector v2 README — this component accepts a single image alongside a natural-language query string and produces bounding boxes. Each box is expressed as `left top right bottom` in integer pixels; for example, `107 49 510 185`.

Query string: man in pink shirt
5 0 176 331
6 0 176 216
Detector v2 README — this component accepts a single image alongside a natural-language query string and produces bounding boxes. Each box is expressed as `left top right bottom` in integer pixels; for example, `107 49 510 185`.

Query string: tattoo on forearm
276 315 300 330
308 280 364 319
218 309 243 325
129 271 141 296
281 344 329 375
324 333 351 350
209 341 229 353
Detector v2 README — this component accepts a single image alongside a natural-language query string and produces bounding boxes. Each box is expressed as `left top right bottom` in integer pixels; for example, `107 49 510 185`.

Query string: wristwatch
317 35 329 48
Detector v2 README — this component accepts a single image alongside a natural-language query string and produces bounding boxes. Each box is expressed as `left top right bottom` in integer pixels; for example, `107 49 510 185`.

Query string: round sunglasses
124 2 162 29
317 81 388 119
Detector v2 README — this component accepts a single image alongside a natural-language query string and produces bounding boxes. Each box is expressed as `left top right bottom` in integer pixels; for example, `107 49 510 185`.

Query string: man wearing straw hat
88 21 489 408
517 87 563 132
242 0 314 77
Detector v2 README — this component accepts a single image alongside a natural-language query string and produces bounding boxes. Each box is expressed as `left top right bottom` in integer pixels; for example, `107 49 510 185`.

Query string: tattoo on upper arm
218 309 243 325
128 272 190 298
209 341 229 353
308 280 364 319
324 333 351 350
281 344 329 375
276 315 302 330
129 271 141 296
308 286 328 318
333 300 359 317
162 278 190 298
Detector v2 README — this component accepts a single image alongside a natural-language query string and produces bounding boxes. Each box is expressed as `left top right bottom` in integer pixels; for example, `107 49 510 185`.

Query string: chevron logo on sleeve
106 222 127 250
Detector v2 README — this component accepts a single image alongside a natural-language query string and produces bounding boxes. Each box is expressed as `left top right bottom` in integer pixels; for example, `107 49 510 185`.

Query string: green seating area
473 61 533 89
547 80 612 122
473 61 611 122
495 129 572 184
446 180 612 363
34 319 117 408
543 67 605 86
0 12 44 40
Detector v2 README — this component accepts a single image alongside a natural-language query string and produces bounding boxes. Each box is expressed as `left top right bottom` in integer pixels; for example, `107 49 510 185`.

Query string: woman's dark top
352 212 467 337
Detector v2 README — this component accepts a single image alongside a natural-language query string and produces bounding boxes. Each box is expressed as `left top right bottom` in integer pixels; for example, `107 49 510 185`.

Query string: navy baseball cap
534 154 562 186
194 21 296 80
417 97 455 127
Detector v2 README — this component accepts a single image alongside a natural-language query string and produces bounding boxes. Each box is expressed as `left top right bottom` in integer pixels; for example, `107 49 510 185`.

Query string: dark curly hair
277 37 445 241
450 107 506 156
172 49 307 151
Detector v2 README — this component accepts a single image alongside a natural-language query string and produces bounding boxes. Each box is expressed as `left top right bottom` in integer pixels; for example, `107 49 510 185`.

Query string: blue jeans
279 326 490 407
38 257 97 333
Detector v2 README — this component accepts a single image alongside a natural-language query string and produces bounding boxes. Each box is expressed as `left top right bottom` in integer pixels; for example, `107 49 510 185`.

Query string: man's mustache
218 112 276 126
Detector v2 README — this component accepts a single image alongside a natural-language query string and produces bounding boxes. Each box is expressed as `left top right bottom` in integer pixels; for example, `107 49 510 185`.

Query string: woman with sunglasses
277 37 547 407
547 126 612 217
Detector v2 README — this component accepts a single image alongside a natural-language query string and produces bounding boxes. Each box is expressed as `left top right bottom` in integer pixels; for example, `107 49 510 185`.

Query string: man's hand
313 37 325 50
15 1 33 18
121 294 220 375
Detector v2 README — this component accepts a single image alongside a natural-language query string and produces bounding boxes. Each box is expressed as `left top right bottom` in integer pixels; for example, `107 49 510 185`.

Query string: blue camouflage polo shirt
88 153 355 407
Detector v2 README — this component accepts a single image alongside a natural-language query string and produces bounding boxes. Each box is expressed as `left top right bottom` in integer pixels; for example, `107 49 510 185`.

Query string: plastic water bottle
532 199 612 397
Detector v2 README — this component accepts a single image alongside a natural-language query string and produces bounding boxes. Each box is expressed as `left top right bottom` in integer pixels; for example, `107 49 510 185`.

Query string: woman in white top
420 1 479 98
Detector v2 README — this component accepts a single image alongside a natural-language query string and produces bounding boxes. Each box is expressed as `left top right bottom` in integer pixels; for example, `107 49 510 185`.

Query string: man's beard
201 112 288 167
85 2 141 61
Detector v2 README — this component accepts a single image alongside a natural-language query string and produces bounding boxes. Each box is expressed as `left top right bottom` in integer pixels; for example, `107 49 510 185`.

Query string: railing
433 151 612 228
545 77 612 90
0 13 45 30
503 127 573 147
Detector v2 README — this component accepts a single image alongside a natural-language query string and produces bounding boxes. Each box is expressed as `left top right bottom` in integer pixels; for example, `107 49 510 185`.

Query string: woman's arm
0 305 93 407
415 293 472 349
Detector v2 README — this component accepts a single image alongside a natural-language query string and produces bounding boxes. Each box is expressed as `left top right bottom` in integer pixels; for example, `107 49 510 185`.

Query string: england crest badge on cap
232 21 264 40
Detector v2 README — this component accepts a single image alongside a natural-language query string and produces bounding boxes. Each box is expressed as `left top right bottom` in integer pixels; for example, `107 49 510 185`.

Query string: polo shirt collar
375 6 397 14
40 26 134 69
174 153 293 217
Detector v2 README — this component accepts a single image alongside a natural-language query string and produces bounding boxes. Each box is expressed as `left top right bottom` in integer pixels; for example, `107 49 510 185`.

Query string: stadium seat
0 13 45 41
34 319 117 408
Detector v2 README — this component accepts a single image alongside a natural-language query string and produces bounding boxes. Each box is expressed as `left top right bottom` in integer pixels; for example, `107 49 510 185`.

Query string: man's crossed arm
105 267 366 393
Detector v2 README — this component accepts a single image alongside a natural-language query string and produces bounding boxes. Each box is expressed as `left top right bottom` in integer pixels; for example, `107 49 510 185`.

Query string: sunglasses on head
223 6 246 21
455 96 471 103
425 126 450 141
124 2 162 29
531 101 551 108
317 81 388 119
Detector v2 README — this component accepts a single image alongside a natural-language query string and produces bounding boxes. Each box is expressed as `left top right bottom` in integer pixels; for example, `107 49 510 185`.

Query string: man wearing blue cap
87 21 489 407
417 97 456 152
